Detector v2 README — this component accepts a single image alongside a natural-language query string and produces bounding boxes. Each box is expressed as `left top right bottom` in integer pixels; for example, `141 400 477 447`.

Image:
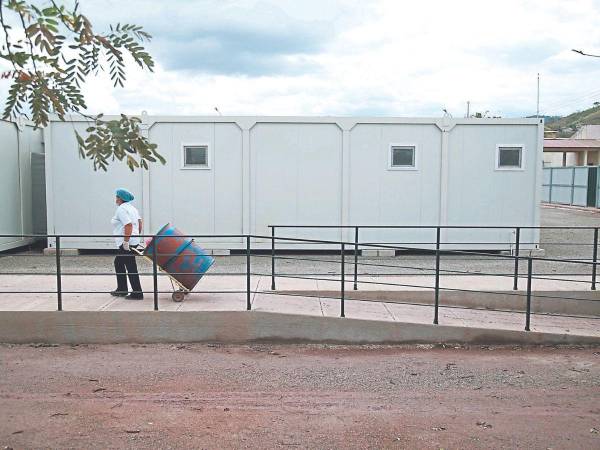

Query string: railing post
353 227 359 291
271 227 276 290
55 236 62 311
341 242 345 318
246 235 251 311
513 227 520 291
592 228 598 291
525 257 532 331
152 237 158 311
434 227 440 325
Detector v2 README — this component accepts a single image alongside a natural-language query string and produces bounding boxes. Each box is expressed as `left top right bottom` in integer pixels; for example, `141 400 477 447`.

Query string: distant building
543 138 600 166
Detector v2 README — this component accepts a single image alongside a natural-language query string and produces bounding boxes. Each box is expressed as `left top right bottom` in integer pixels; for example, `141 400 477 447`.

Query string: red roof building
543 138 600 166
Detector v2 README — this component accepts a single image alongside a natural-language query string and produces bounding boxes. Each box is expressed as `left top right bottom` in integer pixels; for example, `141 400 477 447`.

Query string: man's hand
122 241 130 252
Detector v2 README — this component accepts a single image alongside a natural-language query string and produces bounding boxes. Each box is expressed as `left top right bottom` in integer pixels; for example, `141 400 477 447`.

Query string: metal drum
144 223 214 291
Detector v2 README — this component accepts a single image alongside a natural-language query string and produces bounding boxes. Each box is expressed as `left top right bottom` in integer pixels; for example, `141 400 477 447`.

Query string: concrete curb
0 311 598 345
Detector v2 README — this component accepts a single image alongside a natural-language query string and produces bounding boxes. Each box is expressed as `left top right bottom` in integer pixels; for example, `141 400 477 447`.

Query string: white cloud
5 0 600 118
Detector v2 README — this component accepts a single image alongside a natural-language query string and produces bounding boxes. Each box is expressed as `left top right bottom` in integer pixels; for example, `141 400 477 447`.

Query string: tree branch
572 49 600 58
16 5 38 74
50 0 75 33
0 0 19 73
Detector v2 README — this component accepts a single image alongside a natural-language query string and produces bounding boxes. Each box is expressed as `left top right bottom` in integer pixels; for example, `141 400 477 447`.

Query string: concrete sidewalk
0 274 598 339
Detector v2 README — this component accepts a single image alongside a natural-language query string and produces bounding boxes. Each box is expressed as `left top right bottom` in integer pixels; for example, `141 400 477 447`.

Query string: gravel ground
1 343 599 449
1 205 599 278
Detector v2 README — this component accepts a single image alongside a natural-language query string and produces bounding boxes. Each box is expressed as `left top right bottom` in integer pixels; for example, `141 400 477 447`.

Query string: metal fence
1 229 600 332
542 166 600 207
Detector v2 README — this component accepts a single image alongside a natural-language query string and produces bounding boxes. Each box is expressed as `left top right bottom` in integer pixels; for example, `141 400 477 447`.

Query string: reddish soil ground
1 344 599 449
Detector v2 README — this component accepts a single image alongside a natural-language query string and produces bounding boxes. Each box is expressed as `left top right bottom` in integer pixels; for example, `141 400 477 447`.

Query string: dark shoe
111 290 128 297
125 293 144 300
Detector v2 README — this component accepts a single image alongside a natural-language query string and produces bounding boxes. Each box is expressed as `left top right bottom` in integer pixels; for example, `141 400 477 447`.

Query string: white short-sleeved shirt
111 202 141 247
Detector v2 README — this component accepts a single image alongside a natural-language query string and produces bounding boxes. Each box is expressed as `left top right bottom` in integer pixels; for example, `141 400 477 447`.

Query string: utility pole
536 73 540 118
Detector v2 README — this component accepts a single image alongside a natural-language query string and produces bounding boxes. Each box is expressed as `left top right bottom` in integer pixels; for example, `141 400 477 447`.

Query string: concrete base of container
42 247 80 256
210 249 231 255
506 248 546 257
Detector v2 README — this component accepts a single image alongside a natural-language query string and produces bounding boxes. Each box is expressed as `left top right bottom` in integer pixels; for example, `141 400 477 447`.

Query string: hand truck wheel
172 290 186 302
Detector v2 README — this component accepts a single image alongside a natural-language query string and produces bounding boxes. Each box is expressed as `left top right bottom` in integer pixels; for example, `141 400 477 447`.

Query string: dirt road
1 344 599 449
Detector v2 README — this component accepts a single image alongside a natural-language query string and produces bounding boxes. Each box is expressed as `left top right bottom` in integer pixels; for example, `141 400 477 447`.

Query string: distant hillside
526 114 561 122
545 104 600 136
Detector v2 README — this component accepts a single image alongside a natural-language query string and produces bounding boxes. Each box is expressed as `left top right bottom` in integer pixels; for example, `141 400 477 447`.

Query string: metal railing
0 230 599 333
268 224 600 292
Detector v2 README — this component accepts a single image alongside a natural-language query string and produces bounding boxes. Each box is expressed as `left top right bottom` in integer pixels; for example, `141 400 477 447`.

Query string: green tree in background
0 0 165 171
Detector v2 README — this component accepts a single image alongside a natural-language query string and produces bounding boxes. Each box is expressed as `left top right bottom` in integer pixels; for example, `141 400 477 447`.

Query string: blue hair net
116 188 134 202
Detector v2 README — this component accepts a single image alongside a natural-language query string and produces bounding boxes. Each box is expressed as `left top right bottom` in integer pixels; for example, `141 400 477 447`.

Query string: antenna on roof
536 73 540 118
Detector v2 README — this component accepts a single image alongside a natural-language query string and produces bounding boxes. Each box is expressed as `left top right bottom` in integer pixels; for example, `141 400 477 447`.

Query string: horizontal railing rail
1 232 599 333
266 224 600 292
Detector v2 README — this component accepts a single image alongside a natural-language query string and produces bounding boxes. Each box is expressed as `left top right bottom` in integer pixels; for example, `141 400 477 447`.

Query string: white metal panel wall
47 121 143 248
0 121 42 251
43 116 543 250
348 124 442 246
148 122 243 240
0 121 22 249
446 124 539 248
250 123 343 242
19 125 43 237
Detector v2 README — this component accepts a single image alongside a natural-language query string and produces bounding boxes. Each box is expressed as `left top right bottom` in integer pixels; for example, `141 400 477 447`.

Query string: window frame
388 143 418 171
181 143 211 170
495 144 525 171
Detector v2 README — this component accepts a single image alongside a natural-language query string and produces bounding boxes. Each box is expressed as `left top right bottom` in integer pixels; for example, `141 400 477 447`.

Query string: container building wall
251 123 343 244
0 120 43 251
44 116 543 250
348 123 442 247
148 122 244 245
446 124 541 249
45 121 143 248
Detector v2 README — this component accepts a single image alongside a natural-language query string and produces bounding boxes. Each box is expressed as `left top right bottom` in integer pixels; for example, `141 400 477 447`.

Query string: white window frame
181 143 211 170
495 144 525 171
388 143 418 171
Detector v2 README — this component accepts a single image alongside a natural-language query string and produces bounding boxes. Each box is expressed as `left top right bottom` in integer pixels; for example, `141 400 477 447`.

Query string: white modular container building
43 115 543 251
0 119 44 252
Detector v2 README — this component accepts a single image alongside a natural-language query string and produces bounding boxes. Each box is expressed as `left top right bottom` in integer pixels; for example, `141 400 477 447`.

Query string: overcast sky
9 0 600 117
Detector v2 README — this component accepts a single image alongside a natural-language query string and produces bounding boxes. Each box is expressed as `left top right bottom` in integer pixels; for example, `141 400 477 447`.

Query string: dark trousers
114 245 142 293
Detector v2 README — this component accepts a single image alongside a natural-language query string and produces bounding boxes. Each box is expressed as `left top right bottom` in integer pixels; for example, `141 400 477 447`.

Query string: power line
542 87 600 109
541 90 600 113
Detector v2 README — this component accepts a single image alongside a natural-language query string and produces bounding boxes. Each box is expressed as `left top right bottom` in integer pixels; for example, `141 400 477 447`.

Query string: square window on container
497 146 523 170
183 145 209 169
390 145 416 169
